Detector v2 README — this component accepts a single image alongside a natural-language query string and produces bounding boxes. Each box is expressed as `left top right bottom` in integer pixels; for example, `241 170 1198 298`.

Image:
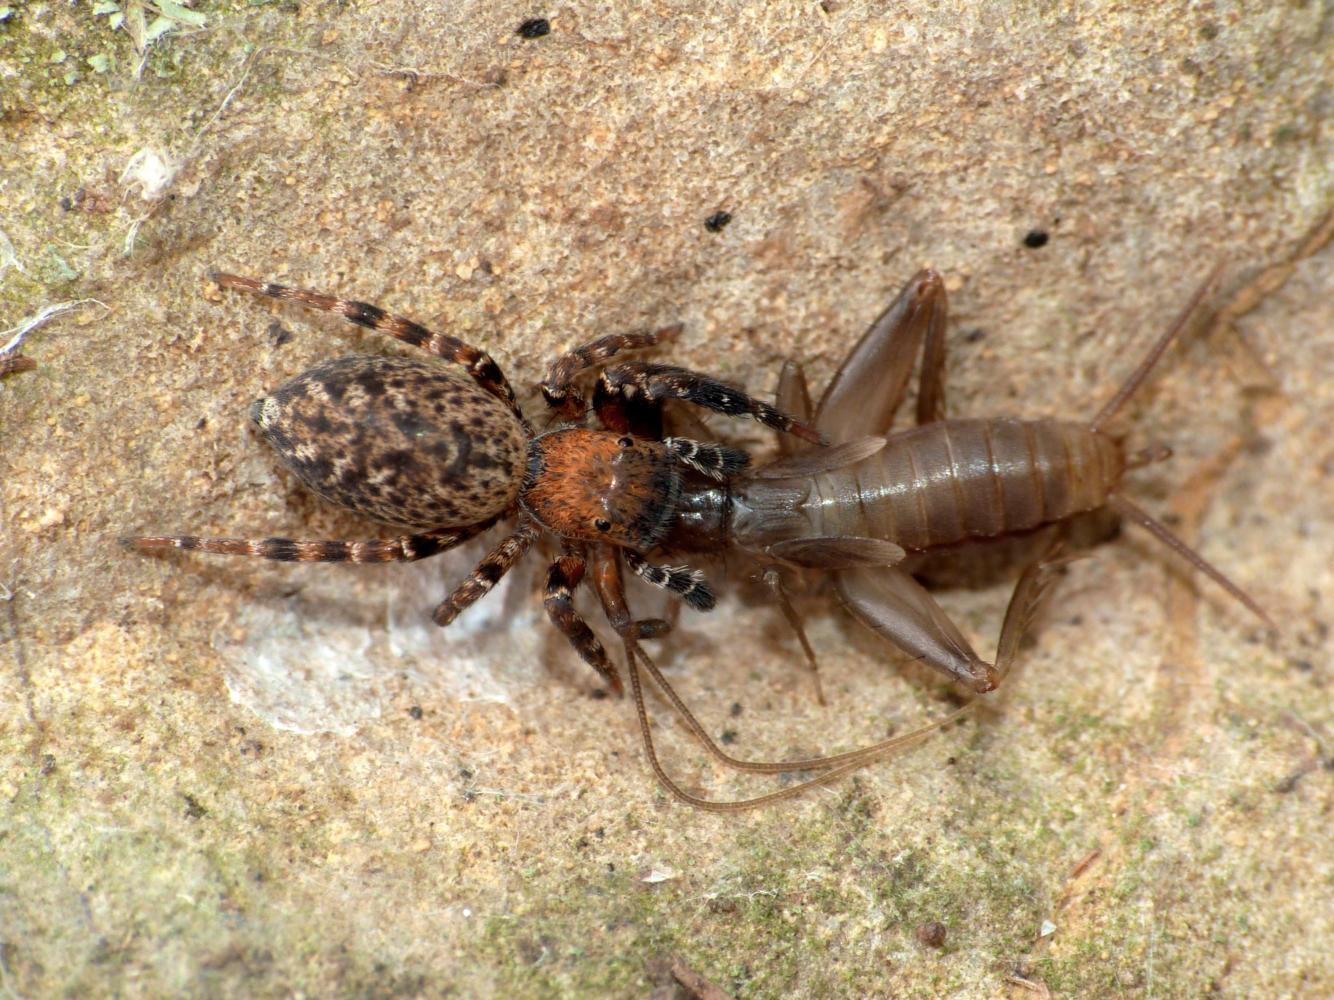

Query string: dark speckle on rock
267 320 293 346
1023 229 1049 248
704 211 732 232
517 17 550 39
916 921 947 948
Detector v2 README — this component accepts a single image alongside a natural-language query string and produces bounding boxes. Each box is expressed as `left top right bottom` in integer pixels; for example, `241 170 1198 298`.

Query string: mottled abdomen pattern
815 418 1125 551
252 355 528 529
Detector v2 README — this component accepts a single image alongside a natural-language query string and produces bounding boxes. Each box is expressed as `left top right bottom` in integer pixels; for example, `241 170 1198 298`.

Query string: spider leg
211 271 529 430
123 526 482 563
585 544 672 641
432 515 540 625
594 361 824 443
662 437 750 480
540 325 683 423
622 550 715 611
543 549 623 693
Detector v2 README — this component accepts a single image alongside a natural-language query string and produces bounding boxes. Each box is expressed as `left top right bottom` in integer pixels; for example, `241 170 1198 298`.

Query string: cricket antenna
1089 265 1225 434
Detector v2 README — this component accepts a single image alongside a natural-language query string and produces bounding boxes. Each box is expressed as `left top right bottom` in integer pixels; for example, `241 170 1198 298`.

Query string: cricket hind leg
836 566 997 691
774 359 815 457
754 531 909 707
815 268 948 443
835 535 1069 694
588 545 971 809
985 542 1077 689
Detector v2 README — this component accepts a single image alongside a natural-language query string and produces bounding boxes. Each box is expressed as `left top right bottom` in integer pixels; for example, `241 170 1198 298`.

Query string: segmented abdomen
813 418 1124 551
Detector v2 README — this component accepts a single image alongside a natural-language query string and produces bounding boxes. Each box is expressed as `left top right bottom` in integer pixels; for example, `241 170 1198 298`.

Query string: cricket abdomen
816 418 1125 551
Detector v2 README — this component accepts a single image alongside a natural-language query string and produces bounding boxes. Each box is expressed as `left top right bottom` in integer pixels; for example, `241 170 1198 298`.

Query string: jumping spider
128 272 820 699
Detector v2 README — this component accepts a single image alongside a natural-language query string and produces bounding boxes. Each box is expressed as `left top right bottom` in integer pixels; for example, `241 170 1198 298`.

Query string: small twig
1068 847 1101 881
373 62 504 91
668 956 734 1000
1 300 110 374
0 351 36 378
189 47 257 152
1283 710 1331 758
0 227 24 276
1272 711 1334 792
1004 974 1052 998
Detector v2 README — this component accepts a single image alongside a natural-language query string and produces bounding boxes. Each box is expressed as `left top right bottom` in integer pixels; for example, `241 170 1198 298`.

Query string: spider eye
617 436 633 448
593 518 612 533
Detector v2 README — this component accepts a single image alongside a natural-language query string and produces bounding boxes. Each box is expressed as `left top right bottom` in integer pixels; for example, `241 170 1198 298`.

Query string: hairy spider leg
622 550 715 611
123 523 492 563
661 437 750 480
594 361 825 444
431 515 541 625
211 271 530 431
540 325 683 422
543 549 623 693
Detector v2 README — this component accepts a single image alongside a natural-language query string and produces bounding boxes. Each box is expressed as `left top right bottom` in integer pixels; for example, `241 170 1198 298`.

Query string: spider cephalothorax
521 429 684 547
520 427 752 548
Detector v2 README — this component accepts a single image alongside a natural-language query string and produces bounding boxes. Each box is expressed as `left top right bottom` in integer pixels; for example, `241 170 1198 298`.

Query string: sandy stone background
2 3 1331 997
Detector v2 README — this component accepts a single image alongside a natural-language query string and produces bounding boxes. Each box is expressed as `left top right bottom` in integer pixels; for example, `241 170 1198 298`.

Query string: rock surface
2 4 1330 997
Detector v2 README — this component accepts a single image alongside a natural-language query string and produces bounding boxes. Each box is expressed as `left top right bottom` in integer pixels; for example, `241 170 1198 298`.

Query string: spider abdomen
252 354 528 529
